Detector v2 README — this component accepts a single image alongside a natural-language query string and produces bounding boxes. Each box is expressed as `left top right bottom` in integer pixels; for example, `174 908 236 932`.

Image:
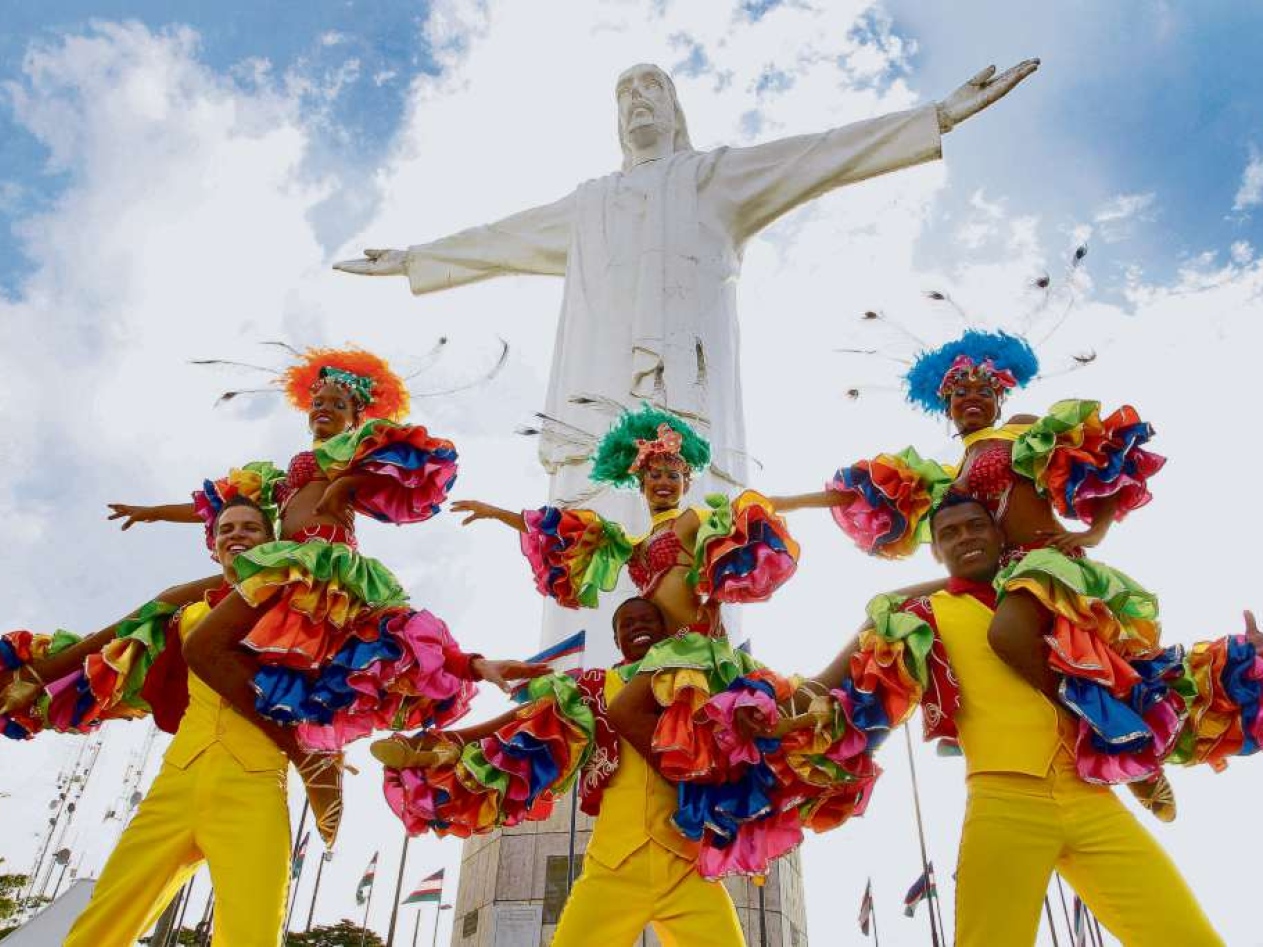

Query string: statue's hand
332 247 407 276
937 59 1040 133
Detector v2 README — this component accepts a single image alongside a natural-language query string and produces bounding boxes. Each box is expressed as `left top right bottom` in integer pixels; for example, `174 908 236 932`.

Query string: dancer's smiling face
308 381 359 440
930 498 1003 583
613 597 670 662
639 459 688 513
213 502 273 580
946 376 1001 435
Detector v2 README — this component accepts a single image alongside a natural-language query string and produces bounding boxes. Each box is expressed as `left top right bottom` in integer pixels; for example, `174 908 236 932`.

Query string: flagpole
305 850 331 931
282 831 310 944
871 886 881 947
902 725 941 947
430 903 444 947
385 833 412 947
359 862 378 947
1092 915 1106 947
929 863 948 945
1054 875 1074 937
412 909 422 947
566 782 579 892
1043 897 1062 947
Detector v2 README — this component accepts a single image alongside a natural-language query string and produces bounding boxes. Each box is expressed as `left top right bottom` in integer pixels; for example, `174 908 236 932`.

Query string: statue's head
616 63 694 171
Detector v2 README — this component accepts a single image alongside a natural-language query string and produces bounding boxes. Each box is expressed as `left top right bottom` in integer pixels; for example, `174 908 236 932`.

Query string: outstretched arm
711 58 1037 243
333 192 574 294
767 490 846 513
450 500 527 533
107 502 201 530
0 575 221 715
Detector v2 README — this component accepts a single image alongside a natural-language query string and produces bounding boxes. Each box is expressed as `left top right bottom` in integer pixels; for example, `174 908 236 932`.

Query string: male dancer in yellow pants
375 597 745 946
65 497 292 946
805 495 1249 945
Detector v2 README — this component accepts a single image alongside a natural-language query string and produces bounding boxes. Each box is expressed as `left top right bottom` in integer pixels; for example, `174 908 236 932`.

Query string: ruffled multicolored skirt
234 528 475 750
382 674 595 837
996 547 1263 783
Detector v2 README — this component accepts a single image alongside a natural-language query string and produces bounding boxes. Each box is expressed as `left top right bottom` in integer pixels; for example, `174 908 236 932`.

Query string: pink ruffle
1074 691 1185 785
829 494 892 553
697 810 804 881
701 686 779 770
354 458 456 524
297 610 475 752
382 765 442 835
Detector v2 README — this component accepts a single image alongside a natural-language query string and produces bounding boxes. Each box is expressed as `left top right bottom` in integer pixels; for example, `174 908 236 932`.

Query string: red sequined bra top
272 452 358 549
958 439 1019 520
273 451 320 513
628 528 688 597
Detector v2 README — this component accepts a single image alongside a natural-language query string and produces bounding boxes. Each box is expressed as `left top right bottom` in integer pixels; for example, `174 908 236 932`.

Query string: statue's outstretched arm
334 191 575 296
714 57 1038 243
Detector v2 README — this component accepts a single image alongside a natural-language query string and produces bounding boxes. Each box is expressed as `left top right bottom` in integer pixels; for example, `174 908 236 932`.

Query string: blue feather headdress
904 330 1039 415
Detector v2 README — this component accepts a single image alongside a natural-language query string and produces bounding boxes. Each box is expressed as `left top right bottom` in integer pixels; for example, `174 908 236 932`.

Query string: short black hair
213 496 276 540
928 491 991 537
611 596 661 632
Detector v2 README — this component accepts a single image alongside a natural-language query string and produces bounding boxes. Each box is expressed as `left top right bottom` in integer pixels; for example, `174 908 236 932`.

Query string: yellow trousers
65 744 291 947
551 840 744 947
956 757 1222 946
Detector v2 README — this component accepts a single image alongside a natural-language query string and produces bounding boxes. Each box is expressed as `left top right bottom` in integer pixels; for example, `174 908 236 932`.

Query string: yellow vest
584 673 698 870
163 600 287 773
930 590 1076 777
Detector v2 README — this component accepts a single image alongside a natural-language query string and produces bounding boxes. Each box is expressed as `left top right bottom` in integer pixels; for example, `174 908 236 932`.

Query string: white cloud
1232 146 1263 211
0 5 1260 945
1090 190 1156 242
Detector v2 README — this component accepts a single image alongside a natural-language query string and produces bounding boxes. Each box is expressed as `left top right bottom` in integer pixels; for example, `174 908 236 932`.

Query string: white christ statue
336 59 1038 660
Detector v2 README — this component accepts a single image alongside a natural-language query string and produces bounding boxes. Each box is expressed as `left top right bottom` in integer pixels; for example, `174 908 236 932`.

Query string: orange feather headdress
280 347 409 422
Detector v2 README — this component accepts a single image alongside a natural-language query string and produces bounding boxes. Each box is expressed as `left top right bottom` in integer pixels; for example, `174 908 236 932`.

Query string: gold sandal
296 752 351 847
370 733 462 770
1129 770 1177 823
772 694 836 738
0 666 45 716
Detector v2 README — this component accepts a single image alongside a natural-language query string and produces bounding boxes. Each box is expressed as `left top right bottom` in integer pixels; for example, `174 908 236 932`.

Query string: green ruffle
234 540 407 610
995 548 1158 626
1010 399 1098 486
106 600 182 710
459 672 597 795
46 629 85 657
864 593 934 689
636 632 762 692
313 419 390 473
578 519 635 607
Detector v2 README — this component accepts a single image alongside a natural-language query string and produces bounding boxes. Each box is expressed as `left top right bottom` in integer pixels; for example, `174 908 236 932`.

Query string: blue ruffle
1223 636 1262 756
833 466 907 550
252 632 401 725
1059 645 1184 756
1059 421 1156 518
708 520 790 589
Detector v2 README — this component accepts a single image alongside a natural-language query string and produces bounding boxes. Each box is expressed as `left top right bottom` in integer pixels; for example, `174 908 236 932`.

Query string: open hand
937 59 1040 133
332 248 407 277
472 658 551 693
107 503 159 531
1040 525 1105 554
451 500 497 526
1244 610 1263 658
